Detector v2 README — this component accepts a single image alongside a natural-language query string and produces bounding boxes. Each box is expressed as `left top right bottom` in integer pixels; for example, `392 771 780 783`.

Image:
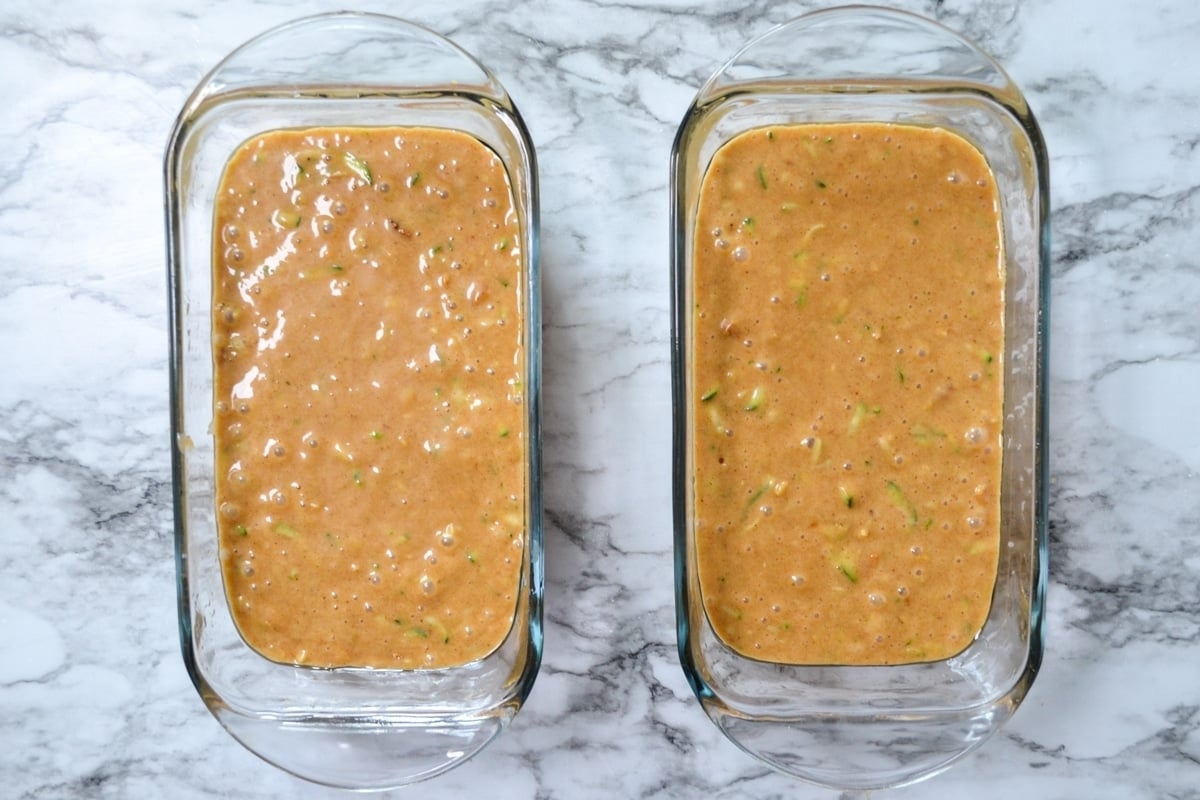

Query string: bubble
967 516 983 529
733 246 749 262
867 592 885 606
965 426 985 444
419 575 435 595
897 585 908 597
368 571 380 585
219 502 239 519
439 528 456 547
423 549 437 565
790 574 806 587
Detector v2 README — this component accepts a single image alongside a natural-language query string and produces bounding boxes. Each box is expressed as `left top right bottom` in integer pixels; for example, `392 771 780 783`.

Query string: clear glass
165 12 542 790
670 6 1048 791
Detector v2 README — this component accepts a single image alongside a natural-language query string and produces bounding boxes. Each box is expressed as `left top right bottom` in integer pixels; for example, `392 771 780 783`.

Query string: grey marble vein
2 0 1200 798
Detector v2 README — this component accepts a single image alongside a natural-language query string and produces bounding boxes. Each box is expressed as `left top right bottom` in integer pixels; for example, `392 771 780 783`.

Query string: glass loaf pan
670 6 1049 790
165 12 542 789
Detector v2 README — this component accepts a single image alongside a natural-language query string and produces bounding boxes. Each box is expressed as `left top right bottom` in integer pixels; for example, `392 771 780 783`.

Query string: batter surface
692 123 1004 665
212 126 526 669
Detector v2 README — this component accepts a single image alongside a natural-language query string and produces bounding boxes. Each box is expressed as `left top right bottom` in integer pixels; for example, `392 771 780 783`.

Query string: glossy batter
212 127 525 669
692 123 1004 665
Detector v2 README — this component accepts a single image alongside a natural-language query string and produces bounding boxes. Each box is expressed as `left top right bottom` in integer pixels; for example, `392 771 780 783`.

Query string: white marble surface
2 0 1198 797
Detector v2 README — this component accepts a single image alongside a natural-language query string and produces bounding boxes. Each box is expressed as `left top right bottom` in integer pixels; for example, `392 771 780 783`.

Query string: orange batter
692 123 1004 665
212 127 525 669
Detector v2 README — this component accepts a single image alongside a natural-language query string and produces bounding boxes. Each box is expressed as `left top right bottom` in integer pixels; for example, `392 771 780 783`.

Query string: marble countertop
2 0 1198 797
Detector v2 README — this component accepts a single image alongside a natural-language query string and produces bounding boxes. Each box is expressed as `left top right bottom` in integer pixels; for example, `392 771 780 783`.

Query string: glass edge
513 89 545 700
1027 94 1051 691
669 103 709 702
177 11 507 125
165 123 203 696
694 5 1030 115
